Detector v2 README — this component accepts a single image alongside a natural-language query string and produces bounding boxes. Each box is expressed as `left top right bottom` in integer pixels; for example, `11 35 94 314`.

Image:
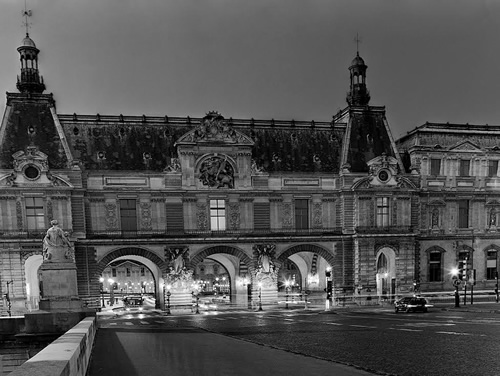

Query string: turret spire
17 4 45 94
346 35 370 107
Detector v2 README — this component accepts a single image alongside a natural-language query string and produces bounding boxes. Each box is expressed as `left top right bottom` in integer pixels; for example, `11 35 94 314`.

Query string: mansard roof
0 93 70 169
56 113 346 173
397 122 500 151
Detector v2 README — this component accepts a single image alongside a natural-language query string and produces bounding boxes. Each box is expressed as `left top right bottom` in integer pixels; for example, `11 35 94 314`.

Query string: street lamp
258 282 263 311
451 267 460 308
284 280 290 309
99 277 105 308
166 284 171 315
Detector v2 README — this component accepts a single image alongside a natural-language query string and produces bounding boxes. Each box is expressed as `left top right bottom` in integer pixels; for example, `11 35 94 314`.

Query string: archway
25 255 43 311
375 246 397 301
277 244 335 304
189 245 253 307
96 247 167 309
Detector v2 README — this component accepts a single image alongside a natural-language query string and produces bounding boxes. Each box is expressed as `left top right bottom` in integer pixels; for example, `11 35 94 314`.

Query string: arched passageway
96 247 167 309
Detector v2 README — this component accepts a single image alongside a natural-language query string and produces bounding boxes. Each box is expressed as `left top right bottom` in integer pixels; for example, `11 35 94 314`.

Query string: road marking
154 320 164 324
401 322 455 327
283 318 294 321
436 331 473 336
140 321 149 325
109 323 117 326
350 324 377 329
325 322 343 326
125 322 134 326
214 318 226 321
390 328 423 332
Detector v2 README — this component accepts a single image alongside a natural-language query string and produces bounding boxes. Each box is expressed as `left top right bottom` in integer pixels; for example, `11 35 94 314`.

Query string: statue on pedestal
42 220 74 263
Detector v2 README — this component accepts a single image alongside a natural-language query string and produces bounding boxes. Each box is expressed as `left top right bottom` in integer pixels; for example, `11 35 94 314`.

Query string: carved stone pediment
175 111 254 146
449 141 482 152
0 146 72 187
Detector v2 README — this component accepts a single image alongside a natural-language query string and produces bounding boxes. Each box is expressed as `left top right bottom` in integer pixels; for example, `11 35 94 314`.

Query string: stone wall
9 317 96 376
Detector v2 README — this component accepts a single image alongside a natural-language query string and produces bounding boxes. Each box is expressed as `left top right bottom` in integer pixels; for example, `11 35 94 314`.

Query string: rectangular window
294 199 309 230
25 197 45 231
112 268 117 277
430 159 441 176
457 200 469 228
141 267 145 277
210 199 226 231
120 199 137 235
376 197 390 227
487 251 498 280
489 160 499 177
126 268 131 277
428 252 442 282
253 202 270 231
459 159 470 177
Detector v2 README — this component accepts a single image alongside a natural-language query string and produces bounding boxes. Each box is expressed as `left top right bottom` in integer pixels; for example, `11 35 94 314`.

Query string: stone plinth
39 262 79 302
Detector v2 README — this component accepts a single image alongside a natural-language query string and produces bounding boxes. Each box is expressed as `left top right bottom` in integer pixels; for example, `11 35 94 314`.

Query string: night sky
1 0 499 139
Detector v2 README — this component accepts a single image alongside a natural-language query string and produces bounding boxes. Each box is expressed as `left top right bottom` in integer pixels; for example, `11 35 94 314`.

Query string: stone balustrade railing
9 317 96 376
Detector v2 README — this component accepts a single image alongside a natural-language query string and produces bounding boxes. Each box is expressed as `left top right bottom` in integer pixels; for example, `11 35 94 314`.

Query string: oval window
24 165 40 180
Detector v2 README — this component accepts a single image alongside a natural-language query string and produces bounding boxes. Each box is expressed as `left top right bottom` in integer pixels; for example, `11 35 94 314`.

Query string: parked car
395 296 430 313
197 298 218 311
394 297 412 312
123 296 144 312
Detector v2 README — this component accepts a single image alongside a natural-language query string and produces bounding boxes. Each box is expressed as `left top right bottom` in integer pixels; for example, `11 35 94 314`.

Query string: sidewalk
89 323 376 376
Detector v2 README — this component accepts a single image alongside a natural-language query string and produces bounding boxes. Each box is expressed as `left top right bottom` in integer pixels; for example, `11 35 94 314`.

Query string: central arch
277 244 335 266
96 247 168 308
189 245 254 307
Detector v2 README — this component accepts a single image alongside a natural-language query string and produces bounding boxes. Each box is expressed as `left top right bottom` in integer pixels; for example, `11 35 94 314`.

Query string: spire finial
354 33 362 55
22 0 32 36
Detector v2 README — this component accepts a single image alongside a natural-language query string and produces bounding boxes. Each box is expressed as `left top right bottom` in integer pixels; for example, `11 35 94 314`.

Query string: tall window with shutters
26 197 45 232
120 199 137 236
294 199 309 230
457 200 469 229
376 197 390 227
430 159 441 176
459 160 470 177
210 199 226 231
428 251 442 282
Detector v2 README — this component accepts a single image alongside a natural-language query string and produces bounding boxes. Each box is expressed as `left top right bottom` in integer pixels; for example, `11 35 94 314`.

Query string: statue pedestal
25 261 95 334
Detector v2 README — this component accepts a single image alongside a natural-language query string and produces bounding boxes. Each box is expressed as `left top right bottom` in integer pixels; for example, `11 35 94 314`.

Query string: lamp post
99 277 105 308
258 282 263 311
451 267 460 308
495 271 499 303
166 284 171 315
284 280 290 309
5 280 13 317
108 278 114 306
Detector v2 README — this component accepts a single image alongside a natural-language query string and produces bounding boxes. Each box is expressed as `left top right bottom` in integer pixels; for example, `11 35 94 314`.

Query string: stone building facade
2 32 495 315
397 123 500 294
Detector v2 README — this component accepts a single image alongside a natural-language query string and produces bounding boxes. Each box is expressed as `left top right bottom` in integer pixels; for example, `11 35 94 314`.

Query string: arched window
377 253 388 274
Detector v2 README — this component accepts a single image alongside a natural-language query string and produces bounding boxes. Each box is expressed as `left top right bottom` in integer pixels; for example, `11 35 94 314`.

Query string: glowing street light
258 282 263 311
99 277 105 308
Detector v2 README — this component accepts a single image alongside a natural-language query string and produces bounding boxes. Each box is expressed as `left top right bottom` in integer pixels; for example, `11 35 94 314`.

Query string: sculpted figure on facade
199 156 234 188
166 247 190 274
253 244 276 273
42 220 74 263
490 208 497 227
253 244 279 288
164 157 181 173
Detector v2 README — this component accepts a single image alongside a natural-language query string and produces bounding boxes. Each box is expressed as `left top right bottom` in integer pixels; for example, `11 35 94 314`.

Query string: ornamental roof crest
175 111 254 145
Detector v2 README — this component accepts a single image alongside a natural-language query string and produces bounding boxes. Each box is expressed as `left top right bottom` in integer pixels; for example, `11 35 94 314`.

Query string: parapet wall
8 317 96 376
